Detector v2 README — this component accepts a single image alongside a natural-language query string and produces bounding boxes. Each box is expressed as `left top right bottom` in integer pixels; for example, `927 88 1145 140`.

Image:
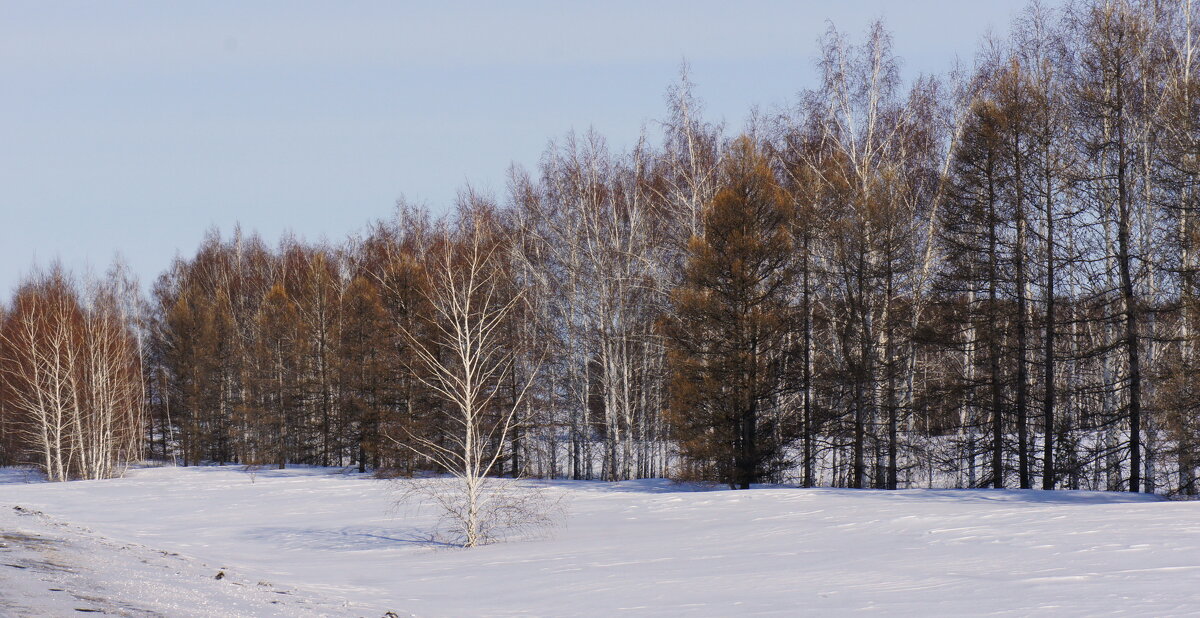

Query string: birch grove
0 267 143 480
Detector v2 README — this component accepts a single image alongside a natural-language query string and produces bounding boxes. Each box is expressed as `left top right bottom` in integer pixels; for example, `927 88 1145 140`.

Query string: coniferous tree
667 136 797 489
339 275 392 473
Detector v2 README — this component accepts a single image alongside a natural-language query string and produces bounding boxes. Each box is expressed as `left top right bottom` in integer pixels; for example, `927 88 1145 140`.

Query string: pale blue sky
1 1 1043 294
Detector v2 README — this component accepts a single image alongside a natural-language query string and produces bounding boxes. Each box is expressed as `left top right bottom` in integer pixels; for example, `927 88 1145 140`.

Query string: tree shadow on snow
538 478 729 495
242 525 458 551
142 464 372 481
0 467 45 485
811 487 1164 506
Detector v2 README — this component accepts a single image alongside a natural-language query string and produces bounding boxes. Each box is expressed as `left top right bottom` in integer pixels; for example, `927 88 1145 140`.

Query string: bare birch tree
384 196 547 547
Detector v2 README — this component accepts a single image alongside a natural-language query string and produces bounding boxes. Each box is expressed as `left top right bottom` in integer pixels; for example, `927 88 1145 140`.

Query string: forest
2 0 1198 496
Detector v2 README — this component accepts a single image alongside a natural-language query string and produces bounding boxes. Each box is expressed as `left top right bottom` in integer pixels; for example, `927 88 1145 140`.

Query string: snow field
2 466 1197 616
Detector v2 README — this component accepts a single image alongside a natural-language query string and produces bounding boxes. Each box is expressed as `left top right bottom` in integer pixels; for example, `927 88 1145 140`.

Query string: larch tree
940 86 1010 488
254 282 304 469
1157 0 1200 494
338 275 392 473
668 136 797 489
1009 2 1074 490
1072 0 1156 492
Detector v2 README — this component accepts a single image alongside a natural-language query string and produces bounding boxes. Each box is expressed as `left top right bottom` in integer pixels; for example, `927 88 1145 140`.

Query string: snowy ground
1 465 1198 616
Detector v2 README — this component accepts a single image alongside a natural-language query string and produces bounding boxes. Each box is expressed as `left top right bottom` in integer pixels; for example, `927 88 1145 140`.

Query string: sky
0 1 1047 295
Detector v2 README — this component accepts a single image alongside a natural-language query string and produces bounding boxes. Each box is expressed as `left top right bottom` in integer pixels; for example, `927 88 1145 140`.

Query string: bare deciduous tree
384 197 547 547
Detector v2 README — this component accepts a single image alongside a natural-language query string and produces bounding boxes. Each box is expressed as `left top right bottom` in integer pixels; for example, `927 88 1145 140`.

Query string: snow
2 465 1198 616
0 488 363 616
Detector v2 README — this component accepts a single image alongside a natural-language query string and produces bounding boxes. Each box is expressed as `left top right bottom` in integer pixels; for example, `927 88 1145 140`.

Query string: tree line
1 0 1198 495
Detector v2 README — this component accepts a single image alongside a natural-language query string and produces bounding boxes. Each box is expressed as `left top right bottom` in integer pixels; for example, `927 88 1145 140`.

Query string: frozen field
1 465 1198 616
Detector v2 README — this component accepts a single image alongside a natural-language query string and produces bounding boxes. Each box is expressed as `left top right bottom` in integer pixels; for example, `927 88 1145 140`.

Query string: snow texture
1 465 1197 616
